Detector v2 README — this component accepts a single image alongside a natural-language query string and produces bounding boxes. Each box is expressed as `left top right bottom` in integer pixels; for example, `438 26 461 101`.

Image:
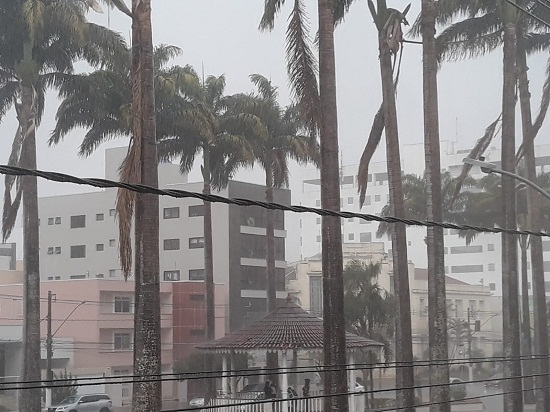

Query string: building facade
37 147 289 332
297 142 550 295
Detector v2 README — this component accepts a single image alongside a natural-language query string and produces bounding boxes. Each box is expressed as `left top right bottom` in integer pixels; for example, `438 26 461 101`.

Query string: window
47 276 53 280
375 195 381 202
189 237 204 249
348 218 354 223
55 217 61 225
109 269 117 277
70 215 86 228
190 294 205 301
316 235 321 242
316 218 321 225
96 244 104 252
190 329 205 336
489 283 496 291
364 196 371 206
450 245 483 254
408 241 412 246
163 270 181 281
360 232 372 242
163 207 180 219
47 247 54 255
315 200 321 207
109 209 115 216
488 263 495 271
164 239 180 250
347 197 354 205
109 239 116 247
189 269 205 280
189 205 204 217
310 276 323 317
114 297 131 313
348 233 355 241
70 245 86 259
360 218 370 225
451 265 483 274
55 276 60 280
96 213 104 221
114 332 131 350
70 274 86 279
488 244 495 251
54 247 61 255
48 218 54 225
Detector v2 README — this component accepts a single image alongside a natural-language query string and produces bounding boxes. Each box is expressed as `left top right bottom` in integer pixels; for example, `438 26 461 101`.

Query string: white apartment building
37 147 290 332
298 142 550 295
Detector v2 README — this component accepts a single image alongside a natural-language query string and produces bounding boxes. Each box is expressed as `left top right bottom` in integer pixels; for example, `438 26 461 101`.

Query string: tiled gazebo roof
197 295 384 353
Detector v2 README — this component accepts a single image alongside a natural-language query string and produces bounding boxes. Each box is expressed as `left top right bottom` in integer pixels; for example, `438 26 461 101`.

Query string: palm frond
435 13 502 62
154 44 183 71
2 126 25 241
451 114 502 202
357 104 384 208
0 81 18 122
333 0 359 26
259 0 286 31
250 73 278 102
523 32 550 55
99 0 132 17
286 0 320 133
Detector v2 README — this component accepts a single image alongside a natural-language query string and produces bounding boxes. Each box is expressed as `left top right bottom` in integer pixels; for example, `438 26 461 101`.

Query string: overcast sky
0 0 548 258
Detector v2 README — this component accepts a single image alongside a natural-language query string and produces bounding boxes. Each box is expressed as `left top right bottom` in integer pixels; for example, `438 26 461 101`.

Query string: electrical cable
5 353 549 388
0 164 548 238
505 0 550 28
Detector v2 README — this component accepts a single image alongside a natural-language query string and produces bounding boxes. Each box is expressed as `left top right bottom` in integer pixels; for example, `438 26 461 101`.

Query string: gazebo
197 295 384 412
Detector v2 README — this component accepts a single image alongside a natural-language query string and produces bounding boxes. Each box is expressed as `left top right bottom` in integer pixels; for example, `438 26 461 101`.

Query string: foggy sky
0 0 548 261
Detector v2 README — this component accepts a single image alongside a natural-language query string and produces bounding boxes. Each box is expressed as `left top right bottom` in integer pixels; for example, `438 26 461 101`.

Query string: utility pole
467 308 473 381
46 291 53 408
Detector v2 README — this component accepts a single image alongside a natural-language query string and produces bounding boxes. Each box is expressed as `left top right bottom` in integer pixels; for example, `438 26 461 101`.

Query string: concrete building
37 147 290 331
297 142 550 295
287 242 502 359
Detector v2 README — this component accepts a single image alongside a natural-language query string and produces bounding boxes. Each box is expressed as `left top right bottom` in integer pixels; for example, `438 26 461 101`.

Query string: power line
0 164 548 238
4 353 548 388
505 0 550 28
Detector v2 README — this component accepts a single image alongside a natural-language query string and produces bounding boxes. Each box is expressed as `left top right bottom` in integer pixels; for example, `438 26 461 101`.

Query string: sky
0 0 549 259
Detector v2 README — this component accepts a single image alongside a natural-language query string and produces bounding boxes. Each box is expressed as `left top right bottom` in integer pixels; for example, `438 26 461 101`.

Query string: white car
50 394 113 412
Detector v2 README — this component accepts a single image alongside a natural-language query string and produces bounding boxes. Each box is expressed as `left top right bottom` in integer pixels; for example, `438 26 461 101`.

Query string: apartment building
38 147 290 331
287 242 501 358
298 142 550 295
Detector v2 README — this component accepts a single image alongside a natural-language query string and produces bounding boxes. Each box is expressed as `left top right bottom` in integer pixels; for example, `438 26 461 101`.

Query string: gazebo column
281 350 289 412
222 353 230 396
349 351 355 412
230 351 237 396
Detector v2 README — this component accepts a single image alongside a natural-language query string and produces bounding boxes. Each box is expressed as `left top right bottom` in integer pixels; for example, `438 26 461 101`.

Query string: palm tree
343 260 396 408
0 2 125 410
364 2 414 409
157 73 264 397
50 42 201 411
236 74 318 386
421 0 450 408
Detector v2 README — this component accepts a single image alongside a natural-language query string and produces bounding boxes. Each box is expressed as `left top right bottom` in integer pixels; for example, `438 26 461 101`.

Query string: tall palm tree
239 74 318 313
0 2 125 410
365 2 414 408
236 74 318 386
50 42 200 411
157 73 264 397
421 1 450 407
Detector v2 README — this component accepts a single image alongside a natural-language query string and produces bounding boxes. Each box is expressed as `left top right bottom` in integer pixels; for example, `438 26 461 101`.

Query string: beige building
287 242 502 359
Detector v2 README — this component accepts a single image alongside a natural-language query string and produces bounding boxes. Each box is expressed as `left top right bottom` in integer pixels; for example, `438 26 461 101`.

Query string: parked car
188 397 207 409
485 373 503 389
49 394 112 412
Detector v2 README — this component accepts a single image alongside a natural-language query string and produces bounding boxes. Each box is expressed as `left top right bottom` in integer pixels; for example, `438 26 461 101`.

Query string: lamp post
462 157 550 201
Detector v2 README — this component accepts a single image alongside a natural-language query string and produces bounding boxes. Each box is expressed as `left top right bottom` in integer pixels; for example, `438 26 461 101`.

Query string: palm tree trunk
517 33 550 411
203 148 216 398
421 1 450 410
18 83 41 412
131 1 161 410
265 160 279 386
501 20 522 412
317 1 348 411
266 160 277 312
519 236 534 404
378 19 414 412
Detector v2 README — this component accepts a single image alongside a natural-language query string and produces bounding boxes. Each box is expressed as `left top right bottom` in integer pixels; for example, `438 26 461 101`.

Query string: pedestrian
287 387 298 412
264 380 273 412
302 378 310 412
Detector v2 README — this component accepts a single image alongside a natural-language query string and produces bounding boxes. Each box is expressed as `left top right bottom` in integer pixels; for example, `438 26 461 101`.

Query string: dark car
485 373 503 389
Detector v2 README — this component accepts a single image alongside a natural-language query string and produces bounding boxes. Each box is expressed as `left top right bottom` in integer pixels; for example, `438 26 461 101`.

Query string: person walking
302 378 310 412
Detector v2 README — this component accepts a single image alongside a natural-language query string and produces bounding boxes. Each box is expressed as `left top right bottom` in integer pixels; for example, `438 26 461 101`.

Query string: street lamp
462 157 550 201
